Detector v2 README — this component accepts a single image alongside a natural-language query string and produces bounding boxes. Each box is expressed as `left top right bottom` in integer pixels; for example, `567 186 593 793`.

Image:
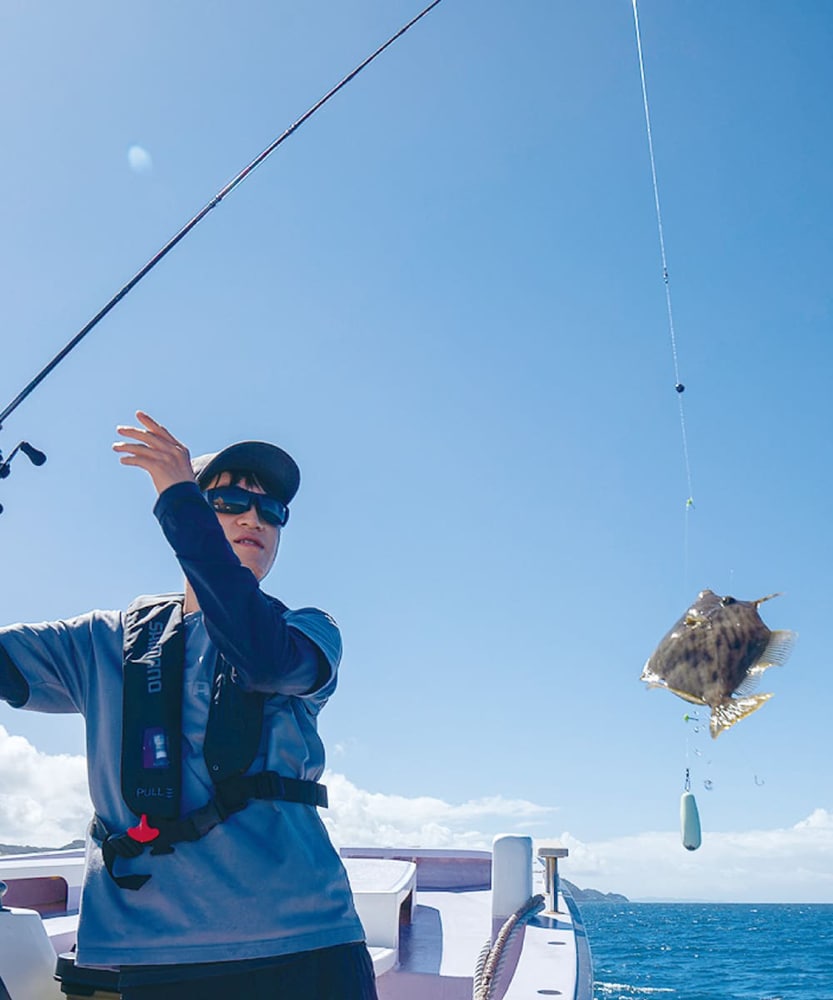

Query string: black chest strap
93 771 328 890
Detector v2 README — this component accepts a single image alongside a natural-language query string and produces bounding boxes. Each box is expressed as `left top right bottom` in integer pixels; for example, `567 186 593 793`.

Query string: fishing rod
0 0 444 506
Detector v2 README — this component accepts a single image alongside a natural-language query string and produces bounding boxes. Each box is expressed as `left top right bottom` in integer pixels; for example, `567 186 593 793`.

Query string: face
206 471 280 581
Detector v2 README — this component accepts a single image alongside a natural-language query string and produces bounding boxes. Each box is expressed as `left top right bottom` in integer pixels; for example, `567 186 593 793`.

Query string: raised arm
114 412 336 695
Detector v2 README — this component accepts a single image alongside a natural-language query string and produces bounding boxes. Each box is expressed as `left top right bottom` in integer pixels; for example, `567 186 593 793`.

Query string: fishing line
0 0 444 440
683 711 711 789
630 0 695 566
632 1 708 847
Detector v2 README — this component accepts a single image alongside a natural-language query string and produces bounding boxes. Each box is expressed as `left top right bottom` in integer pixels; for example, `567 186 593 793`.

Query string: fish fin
734 672 762 698
666 686 707 706
751 630 797 671
709 693 773 739
640 664 705 704
753 592 782 607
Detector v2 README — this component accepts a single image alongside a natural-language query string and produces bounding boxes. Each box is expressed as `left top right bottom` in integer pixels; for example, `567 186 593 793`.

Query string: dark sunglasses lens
205 488 249 514
204 488 288 527
256 496 289 527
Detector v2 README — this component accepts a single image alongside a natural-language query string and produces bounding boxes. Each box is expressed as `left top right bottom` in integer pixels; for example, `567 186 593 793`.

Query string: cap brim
192 442 300 505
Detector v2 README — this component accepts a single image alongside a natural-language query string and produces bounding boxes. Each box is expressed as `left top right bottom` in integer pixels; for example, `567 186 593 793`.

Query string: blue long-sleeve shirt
153 481 330 694
0 483 362 969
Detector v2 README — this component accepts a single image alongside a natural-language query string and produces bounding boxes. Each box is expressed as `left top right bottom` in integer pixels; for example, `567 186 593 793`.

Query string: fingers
135 410 178 442
113 411 196 495
116 411 174 444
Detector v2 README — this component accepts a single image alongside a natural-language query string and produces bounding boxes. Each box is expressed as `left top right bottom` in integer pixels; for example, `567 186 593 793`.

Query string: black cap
191 441 300 506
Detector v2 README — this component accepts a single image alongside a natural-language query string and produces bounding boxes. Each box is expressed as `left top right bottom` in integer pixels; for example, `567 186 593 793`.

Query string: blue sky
1 1 831 901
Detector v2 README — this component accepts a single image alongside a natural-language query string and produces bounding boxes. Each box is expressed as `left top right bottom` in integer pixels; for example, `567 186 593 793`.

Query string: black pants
119 942 379 1000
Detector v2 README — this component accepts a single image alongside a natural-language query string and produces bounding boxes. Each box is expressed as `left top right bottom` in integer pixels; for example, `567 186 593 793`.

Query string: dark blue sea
580 902 833 1000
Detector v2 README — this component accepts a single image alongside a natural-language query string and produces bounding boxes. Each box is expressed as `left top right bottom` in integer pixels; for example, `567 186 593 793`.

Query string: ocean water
579 901 833 1000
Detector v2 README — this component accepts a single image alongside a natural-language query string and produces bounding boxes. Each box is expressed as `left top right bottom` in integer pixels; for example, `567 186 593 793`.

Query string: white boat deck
501 910 578 999
0 837 592 999
343 857 417 976
342 844 588 1000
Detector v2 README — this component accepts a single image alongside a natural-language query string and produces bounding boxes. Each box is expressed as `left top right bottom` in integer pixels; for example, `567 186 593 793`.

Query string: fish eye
720 596 736 606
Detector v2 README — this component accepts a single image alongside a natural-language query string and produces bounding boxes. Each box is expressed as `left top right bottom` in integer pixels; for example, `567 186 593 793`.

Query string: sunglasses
203 486 289 527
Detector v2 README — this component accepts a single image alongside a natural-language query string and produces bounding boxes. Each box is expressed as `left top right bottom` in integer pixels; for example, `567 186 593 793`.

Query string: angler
0 416 376 998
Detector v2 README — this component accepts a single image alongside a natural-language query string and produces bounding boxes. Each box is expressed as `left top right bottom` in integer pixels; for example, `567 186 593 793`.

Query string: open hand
113 411 196 495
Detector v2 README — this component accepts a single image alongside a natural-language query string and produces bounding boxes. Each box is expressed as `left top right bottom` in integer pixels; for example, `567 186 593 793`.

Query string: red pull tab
127 814 160 843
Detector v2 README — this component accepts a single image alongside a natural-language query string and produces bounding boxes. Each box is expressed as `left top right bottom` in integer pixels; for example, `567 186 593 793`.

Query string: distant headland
562 878 629 903
0 840 85 854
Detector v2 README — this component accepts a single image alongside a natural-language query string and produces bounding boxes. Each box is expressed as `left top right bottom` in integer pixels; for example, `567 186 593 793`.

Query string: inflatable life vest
92 594 327 890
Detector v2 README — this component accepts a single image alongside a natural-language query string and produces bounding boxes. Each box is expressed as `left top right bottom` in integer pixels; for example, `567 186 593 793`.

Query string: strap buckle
252 771 285 800
126 814 160 844
214 777 251 819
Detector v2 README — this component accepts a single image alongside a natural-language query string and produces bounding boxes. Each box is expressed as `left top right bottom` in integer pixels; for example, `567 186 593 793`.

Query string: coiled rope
472 894 546 1000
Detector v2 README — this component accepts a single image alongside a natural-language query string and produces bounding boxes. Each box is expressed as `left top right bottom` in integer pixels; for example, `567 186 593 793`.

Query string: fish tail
709 693 773 739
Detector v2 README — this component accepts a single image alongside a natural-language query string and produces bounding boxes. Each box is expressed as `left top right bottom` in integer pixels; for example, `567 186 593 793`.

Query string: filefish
641 590 796 739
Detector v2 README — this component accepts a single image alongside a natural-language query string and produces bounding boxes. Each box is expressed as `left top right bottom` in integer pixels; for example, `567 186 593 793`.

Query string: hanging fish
641 590 796 739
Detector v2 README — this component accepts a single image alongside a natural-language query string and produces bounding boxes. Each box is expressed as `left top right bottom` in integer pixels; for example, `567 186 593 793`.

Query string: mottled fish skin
640 589 794 737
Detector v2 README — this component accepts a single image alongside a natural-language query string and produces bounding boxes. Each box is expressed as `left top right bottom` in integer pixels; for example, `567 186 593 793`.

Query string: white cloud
0 726 90 846
559 811 833 903
322 771 555 850
0 732 830 902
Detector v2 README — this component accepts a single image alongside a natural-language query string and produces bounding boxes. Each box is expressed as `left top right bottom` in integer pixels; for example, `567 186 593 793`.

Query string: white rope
631 0 695 518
